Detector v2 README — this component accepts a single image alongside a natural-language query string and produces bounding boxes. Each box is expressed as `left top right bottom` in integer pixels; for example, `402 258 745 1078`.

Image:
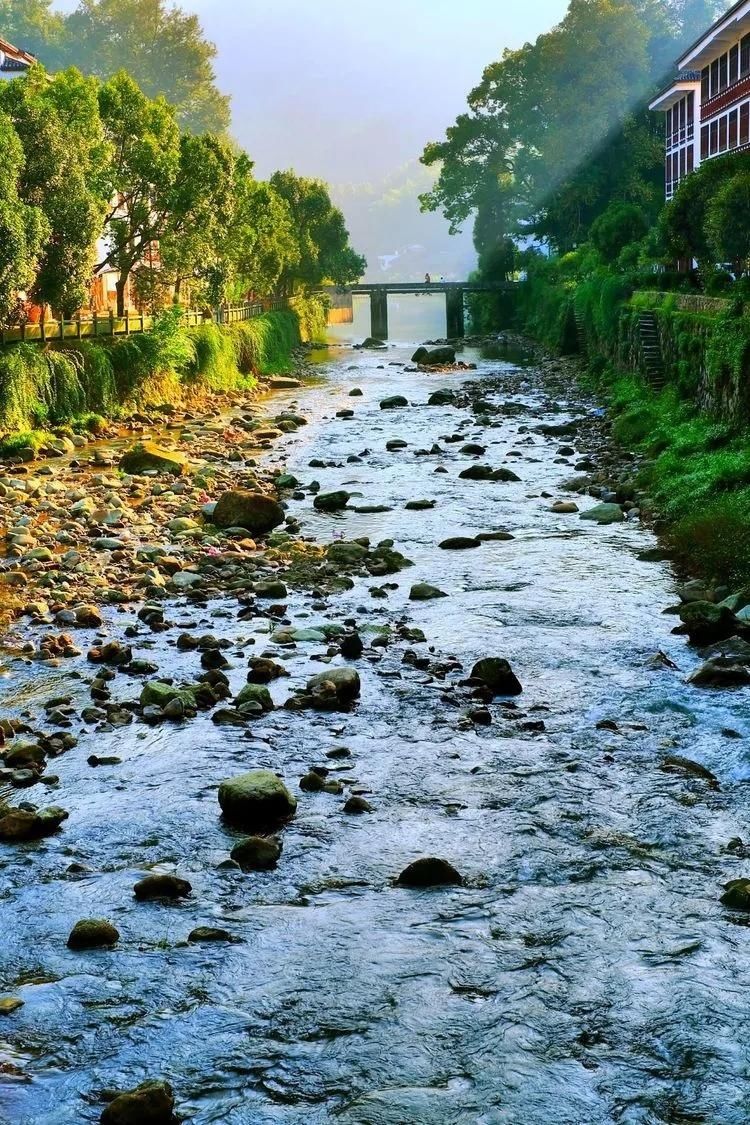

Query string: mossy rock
218 769 297 830
211 490 285 534
119 443 187 477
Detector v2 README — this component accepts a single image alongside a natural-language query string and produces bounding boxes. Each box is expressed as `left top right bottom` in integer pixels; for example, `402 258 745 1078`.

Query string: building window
730 44 739 85
730 107 738 148
687 146 694 173
719 52 728 91
743 35 750 78
701 124 709 158
711 57 720 96
687 92 694 138
741 101 750 146
719 115 728 151
710 119 719 153
702 66 710 99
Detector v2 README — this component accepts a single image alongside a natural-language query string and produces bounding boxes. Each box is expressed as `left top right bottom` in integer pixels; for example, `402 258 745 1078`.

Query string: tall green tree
226 157 297 298
96 71 182 315
0 66 108 316
59 0 230 134
0 0 63 60
270 170 366 292
0 0 229 134
421 0 732 261
0 111 47 322
707 173 750 277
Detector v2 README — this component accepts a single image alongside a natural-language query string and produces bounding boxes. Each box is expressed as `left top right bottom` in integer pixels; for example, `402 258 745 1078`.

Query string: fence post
21 319 25 341
40 318 46 343
93 310 98 338
76 314 82 340
109 310 115 337
125 309 130 336
60 317 64 341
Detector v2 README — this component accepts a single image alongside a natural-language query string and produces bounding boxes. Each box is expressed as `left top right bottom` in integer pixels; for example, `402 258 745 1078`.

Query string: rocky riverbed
2 335 750 1124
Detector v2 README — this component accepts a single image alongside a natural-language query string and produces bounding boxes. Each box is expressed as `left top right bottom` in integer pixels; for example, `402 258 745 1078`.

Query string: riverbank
505 273 750 588
0 298 327 461
2 333 750 1122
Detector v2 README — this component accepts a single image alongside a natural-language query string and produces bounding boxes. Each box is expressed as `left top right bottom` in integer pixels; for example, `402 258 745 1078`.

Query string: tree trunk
173 276 182 304
116 273 128 318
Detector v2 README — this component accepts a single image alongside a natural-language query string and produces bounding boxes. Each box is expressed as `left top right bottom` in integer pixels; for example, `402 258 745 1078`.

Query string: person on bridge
424 273 431 285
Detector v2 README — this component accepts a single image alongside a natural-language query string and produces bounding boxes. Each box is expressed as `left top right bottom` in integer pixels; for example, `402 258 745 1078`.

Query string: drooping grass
0 299 327 442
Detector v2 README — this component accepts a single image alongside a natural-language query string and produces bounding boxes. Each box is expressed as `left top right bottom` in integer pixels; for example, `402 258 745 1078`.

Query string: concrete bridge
321 281 513 340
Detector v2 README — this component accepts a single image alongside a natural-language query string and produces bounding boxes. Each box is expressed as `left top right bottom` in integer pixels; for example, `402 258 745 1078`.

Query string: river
2 305 750 1124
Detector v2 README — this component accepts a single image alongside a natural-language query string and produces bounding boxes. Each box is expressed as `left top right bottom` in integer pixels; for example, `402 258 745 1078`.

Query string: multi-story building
0 36 35 80
651 2 750 199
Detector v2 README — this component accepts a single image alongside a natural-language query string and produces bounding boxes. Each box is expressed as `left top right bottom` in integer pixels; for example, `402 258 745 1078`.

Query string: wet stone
100 1079 177 1125
230 835 282 871
67 919 119 949
133 874 192 901
396 857 464 887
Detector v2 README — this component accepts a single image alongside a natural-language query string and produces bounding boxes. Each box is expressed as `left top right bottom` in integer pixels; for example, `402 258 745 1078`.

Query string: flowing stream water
3 302 750 1124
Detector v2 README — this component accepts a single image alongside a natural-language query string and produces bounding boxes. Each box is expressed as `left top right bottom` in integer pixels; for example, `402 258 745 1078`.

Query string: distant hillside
332 163 476 283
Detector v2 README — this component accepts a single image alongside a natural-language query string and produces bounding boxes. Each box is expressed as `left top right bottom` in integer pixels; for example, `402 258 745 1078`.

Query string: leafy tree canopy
0 0 229 134
270 171 366 291
421 0 729 259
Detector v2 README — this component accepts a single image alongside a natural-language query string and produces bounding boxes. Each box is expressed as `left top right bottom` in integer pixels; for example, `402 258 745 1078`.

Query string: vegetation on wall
0 298 325 442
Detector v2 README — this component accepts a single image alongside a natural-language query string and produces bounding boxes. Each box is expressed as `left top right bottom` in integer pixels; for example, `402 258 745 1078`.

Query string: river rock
471 657 523 696
67 919 119 949
234 683 274 711
230 835 282 871
580 503 624 525
410 582 448 601
678 601 738 645
687 659 750 688
360 337 386 349
100 1080 177 1125
420 346 456 366
306 666 361 704
405 499 435 510
253 579 287 600
344 796 373 814
188 927 234 942
140 682 197 711
211 490 284 534
427 389 456 406
133 874 192 900
439 536 481 550
0 805 68 841
119 443 187 476
380 395 409 409
396 857 463 887
314 490 350 512
326 540 367 565
218 770 297 830
721 879 750 910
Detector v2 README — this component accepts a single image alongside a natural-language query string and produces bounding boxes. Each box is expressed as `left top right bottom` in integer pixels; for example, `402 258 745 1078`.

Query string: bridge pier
370 290 388 340
445 288 465 339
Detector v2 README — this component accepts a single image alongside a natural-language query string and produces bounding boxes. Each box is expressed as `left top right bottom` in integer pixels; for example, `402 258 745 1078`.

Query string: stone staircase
638 312 666 389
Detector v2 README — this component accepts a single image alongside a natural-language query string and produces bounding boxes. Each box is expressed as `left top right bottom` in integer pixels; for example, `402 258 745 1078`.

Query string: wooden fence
0 300 288 346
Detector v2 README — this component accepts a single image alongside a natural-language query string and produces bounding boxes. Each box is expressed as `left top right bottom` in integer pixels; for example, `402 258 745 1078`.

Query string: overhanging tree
0 111 47 323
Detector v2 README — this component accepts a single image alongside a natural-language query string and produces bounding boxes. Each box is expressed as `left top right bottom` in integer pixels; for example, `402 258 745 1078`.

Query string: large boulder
67 919 119 950
306 666 361 704
211 490 284 534
580 503 624 525
100 1080 177 1125
419 346 456 367
678 601 738 645
380 395 409 409
119 443 187 477
396 857 463 887
471 657 523 696
0 805 68 841
218 770 297 830
360 337 386 349
314 491 350 512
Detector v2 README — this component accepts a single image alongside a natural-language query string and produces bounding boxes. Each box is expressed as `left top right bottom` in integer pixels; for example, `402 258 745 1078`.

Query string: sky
55 0 568 183
53 0 570 276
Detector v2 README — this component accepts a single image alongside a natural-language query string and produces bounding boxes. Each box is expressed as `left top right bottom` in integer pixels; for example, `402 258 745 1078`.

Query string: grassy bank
0 298 326 455
513 270 750 586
